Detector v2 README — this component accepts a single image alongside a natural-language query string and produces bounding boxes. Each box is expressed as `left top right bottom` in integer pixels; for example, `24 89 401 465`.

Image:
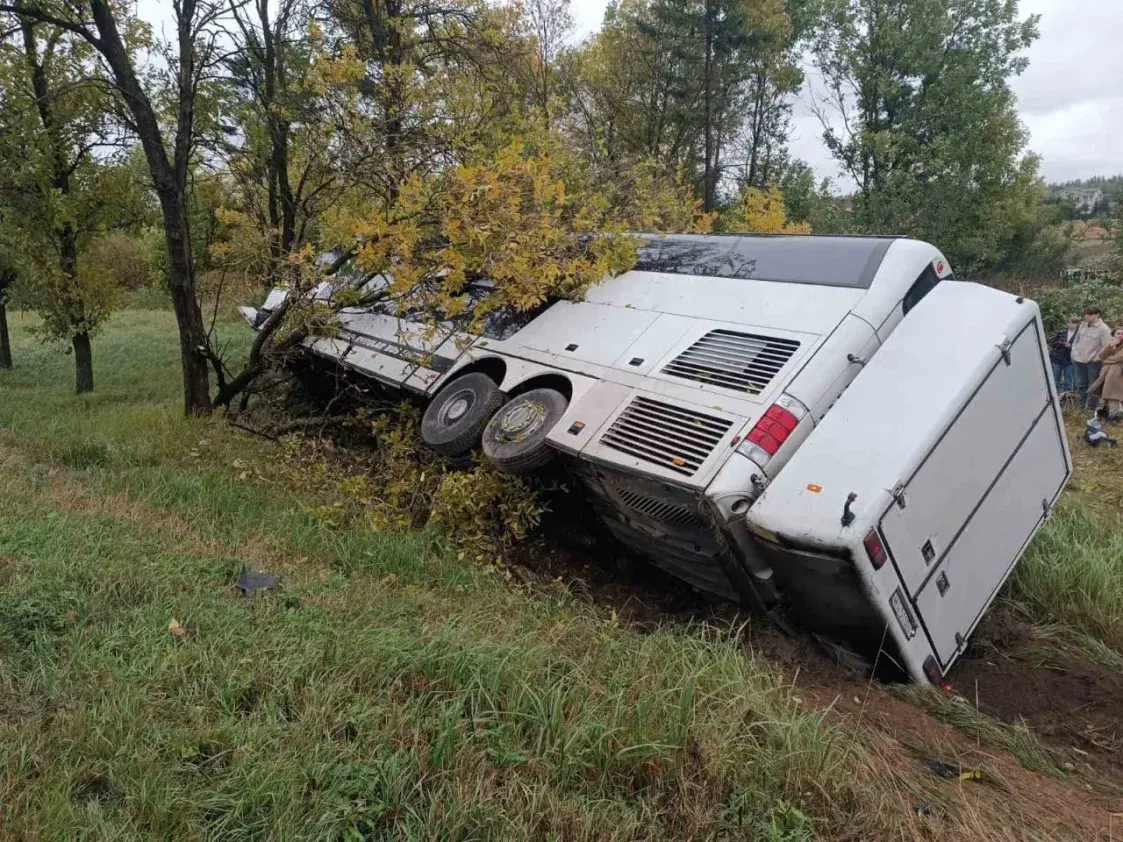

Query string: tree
215 0 342 290
0 11 127 392
0 0 228 414
989 184 1073 282
811 0 1040 273
325 0 519 210
197 0 530 408
562 0 799 212
725 185 810 233
0 255 14 370
520 0 573 125
779 161 846 233
558 0 680 172
634 0 756 211
739 0 811 189
203 0 347 406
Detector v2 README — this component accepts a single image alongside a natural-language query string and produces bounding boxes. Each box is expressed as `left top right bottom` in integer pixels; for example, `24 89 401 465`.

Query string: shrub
138 225 171 288
283 404 543 562
87 232 155 290
429 464 542 563
1026 279 1123 332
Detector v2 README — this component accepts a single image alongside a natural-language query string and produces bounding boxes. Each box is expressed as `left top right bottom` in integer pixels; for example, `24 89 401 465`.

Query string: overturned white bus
243 234 1071 684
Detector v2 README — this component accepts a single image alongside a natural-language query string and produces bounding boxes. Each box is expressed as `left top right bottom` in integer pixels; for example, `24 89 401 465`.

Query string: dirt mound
735 620 1119 840
955 606 1123 780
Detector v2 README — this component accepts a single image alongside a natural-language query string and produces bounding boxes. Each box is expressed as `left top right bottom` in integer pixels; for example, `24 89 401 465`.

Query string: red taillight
923 656 953 690
864 529 888 569
746 404 800 456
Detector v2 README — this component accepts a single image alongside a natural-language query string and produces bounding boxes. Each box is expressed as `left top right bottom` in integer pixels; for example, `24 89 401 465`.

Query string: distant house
1056 187 1105 216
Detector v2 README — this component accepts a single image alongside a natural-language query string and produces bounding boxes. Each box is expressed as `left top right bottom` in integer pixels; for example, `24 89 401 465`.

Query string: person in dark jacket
1050 316 1079 393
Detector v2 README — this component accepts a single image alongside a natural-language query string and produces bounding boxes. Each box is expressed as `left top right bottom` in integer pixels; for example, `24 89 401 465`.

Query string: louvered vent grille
614 488 705 528
601 397 733 476
663 330 800 394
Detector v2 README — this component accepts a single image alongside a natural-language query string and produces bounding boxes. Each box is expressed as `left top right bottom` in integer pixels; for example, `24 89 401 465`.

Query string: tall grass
1012 504 1123 653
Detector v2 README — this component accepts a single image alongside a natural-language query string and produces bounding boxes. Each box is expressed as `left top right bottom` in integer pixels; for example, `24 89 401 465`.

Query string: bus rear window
632 234 896 289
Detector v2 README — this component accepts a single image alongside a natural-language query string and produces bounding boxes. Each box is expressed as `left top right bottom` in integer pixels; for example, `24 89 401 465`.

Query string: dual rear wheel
420 374 569 474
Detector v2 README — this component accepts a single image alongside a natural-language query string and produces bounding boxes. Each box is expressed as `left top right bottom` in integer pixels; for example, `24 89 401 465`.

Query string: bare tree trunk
0 296 11 370
72 331 93 394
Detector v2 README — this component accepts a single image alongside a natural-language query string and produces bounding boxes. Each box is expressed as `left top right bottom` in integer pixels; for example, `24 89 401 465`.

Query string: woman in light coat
1089 328 1123 420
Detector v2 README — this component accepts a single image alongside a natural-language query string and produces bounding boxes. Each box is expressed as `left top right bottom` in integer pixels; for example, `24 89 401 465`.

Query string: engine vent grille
601 397 733 476
613 487 705 528
663 330 800 394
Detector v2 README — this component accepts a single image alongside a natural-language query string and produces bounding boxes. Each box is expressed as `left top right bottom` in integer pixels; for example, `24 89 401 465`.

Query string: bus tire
482 388 568 474
421 373 507 457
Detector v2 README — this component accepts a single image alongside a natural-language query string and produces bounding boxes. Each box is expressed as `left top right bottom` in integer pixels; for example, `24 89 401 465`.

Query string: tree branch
0 3 99 47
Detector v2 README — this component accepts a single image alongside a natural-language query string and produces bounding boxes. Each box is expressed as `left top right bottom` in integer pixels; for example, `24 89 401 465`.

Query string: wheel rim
438 389 475 427
498 400 547 443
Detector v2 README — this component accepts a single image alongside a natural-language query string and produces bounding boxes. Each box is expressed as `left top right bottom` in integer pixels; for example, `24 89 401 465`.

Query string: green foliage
24 252 123 341
778 162 846 232
281 404 544 564
1027 279 1123 333
990 211 1073 282
723 185 810 233
430 465 543 564
562 0 804 208
812 0 1042 274
334 133 710 334
0 13 143 383
86 232 157 291
1012 503 1123 654
136 225 172 288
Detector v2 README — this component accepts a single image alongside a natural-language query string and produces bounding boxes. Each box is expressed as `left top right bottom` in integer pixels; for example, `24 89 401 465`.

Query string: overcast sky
569 0 1123 186
136 0 1121 186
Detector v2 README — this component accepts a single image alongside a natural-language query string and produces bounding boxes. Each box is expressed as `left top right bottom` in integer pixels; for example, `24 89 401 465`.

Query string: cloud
1010 0 1123 181
572 0 609 35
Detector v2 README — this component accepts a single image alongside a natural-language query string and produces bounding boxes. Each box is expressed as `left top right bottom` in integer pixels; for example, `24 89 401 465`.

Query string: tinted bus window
633 234 896 289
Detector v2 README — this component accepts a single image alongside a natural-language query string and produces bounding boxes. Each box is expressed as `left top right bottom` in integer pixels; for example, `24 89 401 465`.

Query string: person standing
1049 316 1080 393
1089 328 1123 420
1072 307 1113 409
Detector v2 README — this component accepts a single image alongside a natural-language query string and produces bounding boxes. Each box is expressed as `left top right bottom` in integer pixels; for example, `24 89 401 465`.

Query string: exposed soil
955 606 1123 781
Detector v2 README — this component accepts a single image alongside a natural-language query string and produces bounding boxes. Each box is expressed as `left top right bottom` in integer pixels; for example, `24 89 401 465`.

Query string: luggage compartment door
879 323 1053 597
876 323 1070 668
910 406 1068 665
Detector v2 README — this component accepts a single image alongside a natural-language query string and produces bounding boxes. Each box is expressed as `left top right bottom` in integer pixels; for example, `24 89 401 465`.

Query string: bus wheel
421 373 507 457
482 388 568 475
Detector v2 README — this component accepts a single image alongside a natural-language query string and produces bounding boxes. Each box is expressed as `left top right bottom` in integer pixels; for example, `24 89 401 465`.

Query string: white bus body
243 235 1070 683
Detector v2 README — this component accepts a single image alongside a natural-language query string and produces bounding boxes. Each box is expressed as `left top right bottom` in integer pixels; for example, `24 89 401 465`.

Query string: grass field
0 312 854 840
2 308 1122 840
